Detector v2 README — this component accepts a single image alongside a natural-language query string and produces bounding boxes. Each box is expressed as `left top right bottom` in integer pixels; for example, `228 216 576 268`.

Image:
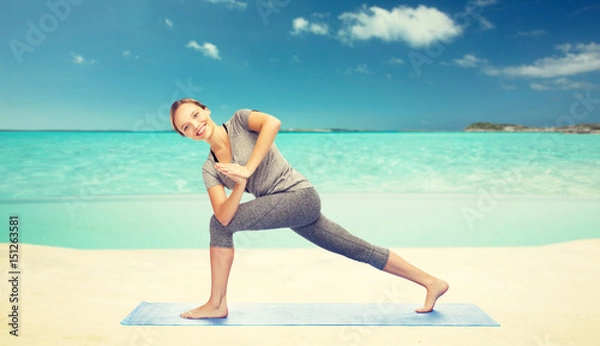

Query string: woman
169 98 448 319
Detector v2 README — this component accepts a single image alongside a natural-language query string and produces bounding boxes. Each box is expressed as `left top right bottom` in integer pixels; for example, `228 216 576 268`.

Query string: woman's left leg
381 252 449 313
291 207 448 313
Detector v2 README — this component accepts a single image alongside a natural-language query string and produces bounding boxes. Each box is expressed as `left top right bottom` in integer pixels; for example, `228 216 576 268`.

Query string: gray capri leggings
209 187 390 270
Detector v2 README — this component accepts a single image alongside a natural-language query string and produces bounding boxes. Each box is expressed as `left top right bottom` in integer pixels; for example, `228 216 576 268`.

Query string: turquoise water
1 131 599 249
1 131 600 198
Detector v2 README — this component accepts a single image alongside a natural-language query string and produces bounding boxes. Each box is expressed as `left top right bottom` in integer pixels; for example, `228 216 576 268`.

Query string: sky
1 0 599 131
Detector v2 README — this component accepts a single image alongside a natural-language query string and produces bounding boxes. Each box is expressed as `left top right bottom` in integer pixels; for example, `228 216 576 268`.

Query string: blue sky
1 0 599 131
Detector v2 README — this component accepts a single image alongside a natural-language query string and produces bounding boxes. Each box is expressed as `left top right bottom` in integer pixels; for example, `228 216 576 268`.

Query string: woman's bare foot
415 278 449 313
180 302 228 319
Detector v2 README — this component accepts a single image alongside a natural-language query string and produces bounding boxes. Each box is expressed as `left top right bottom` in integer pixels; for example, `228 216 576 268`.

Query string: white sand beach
0 240 598 346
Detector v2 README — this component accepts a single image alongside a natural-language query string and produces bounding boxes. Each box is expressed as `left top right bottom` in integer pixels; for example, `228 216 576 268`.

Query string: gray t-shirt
202 109 313 197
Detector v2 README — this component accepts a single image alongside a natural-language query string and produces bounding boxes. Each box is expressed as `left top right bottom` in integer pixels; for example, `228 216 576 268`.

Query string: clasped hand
215 163 252 185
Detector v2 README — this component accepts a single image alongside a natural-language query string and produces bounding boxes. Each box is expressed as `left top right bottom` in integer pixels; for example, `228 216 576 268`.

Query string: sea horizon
2 121 599 133
0 128 463 133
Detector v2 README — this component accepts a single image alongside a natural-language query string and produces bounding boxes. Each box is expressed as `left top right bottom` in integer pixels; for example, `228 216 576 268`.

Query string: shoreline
2 190 600 202
1 193 599 250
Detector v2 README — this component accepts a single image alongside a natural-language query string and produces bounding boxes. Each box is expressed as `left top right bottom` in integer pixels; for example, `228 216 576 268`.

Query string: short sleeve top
202 109 312 197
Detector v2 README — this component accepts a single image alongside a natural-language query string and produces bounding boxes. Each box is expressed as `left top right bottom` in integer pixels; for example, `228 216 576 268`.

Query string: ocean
1 131 599 249
1 131 600 199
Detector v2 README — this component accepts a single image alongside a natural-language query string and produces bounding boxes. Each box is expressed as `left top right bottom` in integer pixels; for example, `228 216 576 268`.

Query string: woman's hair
169 98 207 137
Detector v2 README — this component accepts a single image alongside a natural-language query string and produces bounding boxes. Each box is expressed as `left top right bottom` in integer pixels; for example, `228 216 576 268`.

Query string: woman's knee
298 188 322 224
210 214 227 228
209 215 234 248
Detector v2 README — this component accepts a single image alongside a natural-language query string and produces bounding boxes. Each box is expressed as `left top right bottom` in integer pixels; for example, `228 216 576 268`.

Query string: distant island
465 122 600 134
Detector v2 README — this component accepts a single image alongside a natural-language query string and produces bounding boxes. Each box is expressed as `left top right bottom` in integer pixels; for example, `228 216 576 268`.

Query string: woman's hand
215 163 252 179
216 163 250 187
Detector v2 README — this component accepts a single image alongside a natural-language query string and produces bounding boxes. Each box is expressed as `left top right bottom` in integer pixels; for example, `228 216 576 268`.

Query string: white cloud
454 54 488 68
387 57 404 64
502 84 518 90
73 55 84 64
203 0 247 10
475 15 494 30
345 64 372 75
553 78 596 90
71 52 95 64
291 17 329 36
164 18 173 28
530 83 551 91
571 4 600 16
556 43 575 53
456 44 600 92
337 5 463 47
122 50 139 59
472 0 497 6
515 29 547 38
492 42 600 78
530 78 597 91
185 41 222 60
456 43 600 80
310 12 330 20
291 54 301 64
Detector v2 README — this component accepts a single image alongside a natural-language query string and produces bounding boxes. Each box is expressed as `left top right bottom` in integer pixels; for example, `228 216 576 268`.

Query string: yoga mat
121 302 500 327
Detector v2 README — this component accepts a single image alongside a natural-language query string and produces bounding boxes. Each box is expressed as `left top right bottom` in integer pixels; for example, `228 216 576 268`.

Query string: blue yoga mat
121 302 500 327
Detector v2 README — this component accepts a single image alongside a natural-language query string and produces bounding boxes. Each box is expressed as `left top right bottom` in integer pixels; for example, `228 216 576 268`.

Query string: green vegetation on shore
465 122 600 134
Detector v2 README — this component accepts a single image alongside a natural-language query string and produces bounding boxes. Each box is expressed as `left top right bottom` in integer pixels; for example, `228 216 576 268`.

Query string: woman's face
173 103 213 141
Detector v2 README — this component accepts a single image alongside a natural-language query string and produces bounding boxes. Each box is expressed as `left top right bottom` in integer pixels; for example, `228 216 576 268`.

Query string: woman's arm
215 111 281 179
245 110 281 174
207 178 247 227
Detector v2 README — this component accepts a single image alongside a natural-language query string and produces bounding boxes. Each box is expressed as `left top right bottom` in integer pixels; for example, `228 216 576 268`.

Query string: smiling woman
168 97 449 320
169 98 209 137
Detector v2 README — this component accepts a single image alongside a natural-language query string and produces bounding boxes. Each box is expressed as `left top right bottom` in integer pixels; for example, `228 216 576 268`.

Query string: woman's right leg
181 188 321 319
180 247 233 319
